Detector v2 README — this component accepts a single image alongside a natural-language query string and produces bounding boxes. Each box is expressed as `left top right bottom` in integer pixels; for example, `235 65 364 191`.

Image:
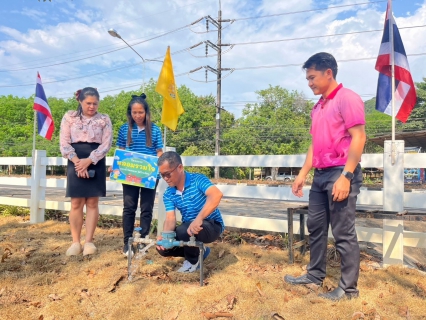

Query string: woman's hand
75 168 89 179
74 158 92 172
107 166 113 173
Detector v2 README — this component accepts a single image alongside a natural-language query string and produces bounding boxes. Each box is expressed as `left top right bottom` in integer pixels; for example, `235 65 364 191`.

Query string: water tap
156 231 182 249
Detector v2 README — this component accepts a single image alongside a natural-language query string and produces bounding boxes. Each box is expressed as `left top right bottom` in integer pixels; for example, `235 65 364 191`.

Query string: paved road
2 185 425 218
0 185 306 220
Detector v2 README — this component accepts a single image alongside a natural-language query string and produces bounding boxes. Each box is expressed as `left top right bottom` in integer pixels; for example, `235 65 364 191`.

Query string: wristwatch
341 170 354 180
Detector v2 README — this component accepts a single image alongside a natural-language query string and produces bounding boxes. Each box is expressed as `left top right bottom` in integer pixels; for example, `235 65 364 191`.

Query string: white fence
1 149 426 266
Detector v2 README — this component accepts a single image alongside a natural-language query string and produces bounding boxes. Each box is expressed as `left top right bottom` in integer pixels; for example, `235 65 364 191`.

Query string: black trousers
122 180 158 245
156 220 222 264
306 165 362 293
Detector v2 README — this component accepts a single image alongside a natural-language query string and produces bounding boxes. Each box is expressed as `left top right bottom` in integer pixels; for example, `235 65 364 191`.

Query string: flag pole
389 0 396 165
32 110 36 159
164 126 167 151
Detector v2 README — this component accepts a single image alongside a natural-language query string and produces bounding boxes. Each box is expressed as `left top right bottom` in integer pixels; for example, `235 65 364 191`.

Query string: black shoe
284 274 322 286
122 244 135 257
318 287 359 301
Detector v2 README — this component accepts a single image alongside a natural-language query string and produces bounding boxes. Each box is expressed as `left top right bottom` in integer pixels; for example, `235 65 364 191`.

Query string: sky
0 0 425 118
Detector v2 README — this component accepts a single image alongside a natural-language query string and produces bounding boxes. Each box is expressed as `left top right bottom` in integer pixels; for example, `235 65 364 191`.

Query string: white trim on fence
1 152 426 267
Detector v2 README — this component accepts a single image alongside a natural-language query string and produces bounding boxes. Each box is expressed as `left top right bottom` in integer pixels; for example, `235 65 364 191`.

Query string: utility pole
216 7 222 180
204 1 231 179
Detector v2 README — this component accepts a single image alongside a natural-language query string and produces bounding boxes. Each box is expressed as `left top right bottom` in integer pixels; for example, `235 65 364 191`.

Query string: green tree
221 85 313 155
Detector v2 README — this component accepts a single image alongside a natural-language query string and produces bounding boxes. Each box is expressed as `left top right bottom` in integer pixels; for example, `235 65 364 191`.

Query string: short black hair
303 52 338 79
158 151 182 168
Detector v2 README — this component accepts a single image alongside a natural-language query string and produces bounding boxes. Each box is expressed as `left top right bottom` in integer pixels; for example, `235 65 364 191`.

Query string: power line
0 24 192 72
0 46 203 88
0 0 212 69
0 0 396 72
233 0 390 21
229 25 426 46
231 52 426 71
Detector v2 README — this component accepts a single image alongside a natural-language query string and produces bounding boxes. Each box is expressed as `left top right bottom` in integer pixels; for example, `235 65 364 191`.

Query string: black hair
126 93 153 147
158 151 182 168
302 52 338 79
74 87 100 117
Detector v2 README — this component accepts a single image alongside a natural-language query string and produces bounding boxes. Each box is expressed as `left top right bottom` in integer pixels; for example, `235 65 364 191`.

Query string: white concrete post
383 140 404 212
383 219 404 266
30 150 46 223
156 179 168 236
382 140 405 265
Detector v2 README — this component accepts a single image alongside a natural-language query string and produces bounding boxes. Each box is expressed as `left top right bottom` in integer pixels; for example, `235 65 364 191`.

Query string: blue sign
110 149 159 189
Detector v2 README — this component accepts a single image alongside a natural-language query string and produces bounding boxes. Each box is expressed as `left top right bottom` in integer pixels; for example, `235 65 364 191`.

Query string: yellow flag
155 46 184 131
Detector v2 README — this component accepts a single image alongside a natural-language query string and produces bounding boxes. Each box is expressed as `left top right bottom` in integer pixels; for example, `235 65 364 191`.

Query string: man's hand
156 235 166 251
187 217 203 236
292 175 306 198
332 175 350 201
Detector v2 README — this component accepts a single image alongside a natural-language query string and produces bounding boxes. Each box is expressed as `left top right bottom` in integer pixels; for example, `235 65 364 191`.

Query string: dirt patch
1 216 426 320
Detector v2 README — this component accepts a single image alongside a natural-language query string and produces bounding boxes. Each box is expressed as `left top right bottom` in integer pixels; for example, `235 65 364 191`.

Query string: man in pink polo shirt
284 52 366 301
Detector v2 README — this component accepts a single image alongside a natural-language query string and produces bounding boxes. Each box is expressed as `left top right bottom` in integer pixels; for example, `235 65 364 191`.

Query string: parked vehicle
265 172 296 182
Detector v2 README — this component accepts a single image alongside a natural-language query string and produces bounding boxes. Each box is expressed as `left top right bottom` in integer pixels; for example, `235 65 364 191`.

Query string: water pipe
127 229 206 286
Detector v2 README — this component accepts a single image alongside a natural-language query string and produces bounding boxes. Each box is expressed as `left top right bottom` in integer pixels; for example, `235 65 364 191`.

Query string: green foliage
363 79 426 152
2 78 425 159
221 85 313 156
0 205 29 216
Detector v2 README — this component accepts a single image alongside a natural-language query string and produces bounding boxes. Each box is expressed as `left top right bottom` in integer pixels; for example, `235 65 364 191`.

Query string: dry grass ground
1 215 426 320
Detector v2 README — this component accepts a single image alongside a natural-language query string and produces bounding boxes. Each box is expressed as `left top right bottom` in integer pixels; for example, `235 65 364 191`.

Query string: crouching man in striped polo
156 151 225 273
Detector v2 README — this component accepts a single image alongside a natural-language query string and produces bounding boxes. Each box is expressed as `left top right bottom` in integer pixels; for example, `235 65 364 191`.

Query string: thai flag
33 72 54 140
375 1 416 123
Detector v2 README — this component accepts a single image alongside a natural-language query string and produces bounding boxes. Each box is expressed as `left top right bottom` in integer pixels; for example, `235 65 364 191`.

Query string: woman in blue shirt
116 94 163 255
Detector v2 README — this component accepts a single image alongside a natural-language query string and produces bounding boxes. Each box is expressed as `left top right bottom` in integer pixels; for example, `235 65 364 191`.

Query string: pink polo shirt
310 84 365 169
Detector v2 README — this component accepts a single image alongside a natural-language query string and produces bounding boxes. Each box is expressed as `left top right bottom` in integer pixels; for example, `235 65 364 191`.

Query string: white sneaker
177 260 193 273
176 246 211 273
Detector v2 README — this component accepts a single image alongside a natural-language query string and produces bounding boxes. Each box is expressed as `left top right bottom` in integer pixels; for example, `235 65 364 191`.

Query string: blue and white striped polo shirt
116 122 163 155
163 172 225 233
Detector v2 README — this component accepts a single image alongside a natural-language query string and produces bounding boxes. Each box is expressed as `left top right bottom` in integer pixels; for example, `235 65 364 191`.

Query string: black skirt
66 142 106 198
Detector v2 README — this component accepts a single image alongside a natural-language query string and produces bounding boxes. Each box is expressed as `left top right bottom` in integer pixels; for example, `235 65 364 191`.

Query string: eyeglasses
160 165 179 179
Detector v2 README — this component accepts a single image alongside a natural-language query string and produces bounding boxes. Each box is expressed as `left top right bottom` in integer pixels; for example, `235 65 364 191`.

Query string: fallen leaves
271 312 285 320
85 269 96 278
351 311 365 320
226 294 237 310
256 282 264 296
108 275 125 293
415 281 426 297
218 250 225 259
1 248 12 262
326 244 341 267
201 312 233 319
163 309 180 320
29 301 42 308
48 293 61 301
309 298 325 304
283 293 291 302
305 283 321 293
360 261 381 272
260 234 275 242
79 289 95 307
398 306 410 318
